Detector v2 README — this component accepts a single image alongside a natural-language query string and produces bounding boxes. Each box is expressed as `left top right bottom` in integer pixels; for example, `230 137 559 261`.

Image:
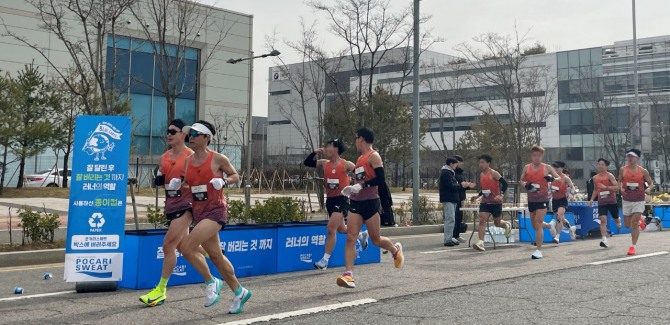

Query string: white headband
626 151 639 158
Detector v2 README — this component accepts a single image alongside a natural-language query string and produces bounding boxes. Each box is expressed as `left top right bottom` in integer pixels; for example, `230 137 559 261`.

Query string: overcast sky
200 0 670 117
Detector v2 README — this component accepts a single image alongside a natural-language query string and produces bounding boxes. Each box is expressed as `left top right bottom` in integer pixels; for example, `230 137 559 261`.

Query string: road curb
0 224 443 268
0 248 65 268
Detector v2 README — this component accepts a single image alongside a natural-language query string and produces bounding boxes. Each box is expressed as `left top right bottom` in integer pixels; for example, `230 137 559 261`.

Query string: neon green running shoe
139 287 166 307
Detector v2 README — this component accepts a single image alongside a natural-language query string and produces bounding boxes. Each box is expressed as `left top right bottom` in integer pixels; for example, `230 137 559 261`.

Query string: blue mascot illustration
83 122 122 161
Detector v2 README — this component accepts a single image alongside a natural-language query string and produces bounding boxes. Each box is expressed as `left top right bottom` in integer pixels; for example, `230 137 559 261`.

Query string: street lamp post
227 49 281 207
411 0 421 223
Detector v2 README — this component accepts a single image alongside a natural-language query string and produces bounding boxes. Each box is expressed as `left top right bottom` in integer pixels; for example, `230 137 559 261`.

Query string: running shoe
444 241 455 247
204 278 222 307
337 274 356 288
569 226 577 241
615 219 622 230
139 287 166 307
627 246 636 256
504 222 512 239
392 242 404 268
314 258 328 270
451 238 460 245
456 237 467 243
229 287 252 314
553 235 560 244
549 219 557 238
473 240 485 251
358 231 369 251
531 250 543 259
600 239 608 248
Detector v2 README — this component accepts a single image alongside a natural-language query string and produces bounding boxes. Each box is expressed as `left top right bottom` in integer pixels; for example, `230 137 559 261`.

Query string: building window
270 90 291 96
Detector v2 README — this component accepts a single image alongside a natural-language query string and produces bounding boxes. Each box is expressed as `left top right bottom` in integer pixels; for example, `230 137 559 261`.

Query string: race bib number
326 178 339 190
165 189 181 198
551 185 559 193
191 185 208 201
599 191 610 198
482 190 491 197
626 182 639 191
354 166 366 181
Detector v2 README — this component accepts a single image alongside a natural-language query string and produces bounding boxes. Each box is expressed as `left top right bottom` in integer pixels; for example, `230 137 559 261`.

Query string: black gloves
544 175 554 182
525 183 535 191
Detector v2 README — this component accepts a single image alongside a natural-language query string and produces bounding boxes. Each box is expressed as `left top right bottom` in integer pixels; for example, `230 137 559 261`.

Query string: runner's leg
344 213 363 273
365 213 397 253
532 209 547 251
180 220 220 282
201 227 239 292
477 212 489 241
161 212 192 281
631 212 641 245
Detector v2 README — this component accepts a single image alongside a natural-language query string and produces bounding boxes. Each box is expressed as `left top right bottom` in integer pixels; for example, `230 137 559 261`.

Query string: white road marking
388 233 442 239
587 251 669 265
0 248 64 256
221 298 377 325
0 290 76 302
420 244 516 254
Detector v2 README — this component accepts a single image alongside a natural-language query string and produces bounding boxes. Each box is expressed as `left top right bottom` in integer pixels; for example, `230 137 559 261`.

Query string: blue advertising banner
64 116 131 282
121 227 277 290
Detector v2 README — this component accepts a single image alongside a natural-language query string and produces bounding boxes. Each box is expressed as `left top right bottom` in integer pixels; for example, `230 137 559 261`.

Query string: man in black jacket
440 158 471 246
453 155 473 243
586 171 597 201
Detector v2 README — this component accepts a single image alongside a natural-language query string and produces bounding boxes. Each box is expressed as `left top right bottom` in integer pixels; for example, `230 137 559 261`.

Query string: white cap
626 151 639 158
182 123 213 137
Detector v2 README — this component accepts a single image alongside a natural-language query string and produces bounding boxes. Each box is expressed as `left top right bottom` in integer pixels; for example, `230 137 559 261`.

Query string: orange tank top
350 150 379 201
185 151 227 223
525 163 549 202
324 159 350 198
551 175 568 200
160 148 193 213
595 172 616 204
480 168 500 204
621 165 645 202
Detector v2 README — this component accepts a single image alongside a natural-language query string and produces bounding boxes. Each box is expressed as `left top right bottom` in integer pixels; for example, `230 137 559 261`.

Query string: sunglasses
167 129 180 135
188 130 206 138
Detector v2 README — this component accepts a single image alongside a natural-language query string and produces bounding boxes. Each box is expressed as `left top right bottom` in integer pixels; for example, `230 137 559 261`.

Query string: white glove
341 185 353 197
156 170 163 177
210 178 226 190
167 178 182 190
350 183 363 194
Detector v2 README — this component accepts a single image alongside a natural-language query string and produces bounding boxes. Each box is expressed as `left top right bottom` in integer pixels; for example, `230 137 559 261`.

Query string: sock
344 271 353 277
234 285 243 297
205 278 216 285
158 277 168 291
602 236 607 241
204 252 210 259
322 253 331 261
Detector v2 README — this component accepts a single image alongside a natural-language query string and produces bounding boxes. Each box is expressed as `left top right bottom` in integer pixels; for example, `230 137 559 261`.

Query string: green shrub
17 207 61 244
412 196 440 225
225 197 307 224
146 205 167 229
227 199 249 224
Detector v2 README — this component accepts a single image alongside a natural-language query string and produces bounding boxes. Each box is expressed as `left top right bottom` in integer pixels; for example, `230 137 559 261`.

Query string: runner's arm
546 164 561 179
492 171 508 193
519 165 528 186
303 151 326 169
344 160 356 173
154 156 165 187
642 169 654 193
589 178 599 202
567 177 576 195
607 173 619 190
362 152 386 188
618 167 626 192
216 153 240 185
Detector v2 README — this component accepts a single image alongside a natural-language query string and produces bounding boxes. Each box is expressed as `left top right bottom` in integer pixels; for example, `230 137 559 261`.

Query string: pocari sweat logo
75 257 113 278
172 264 187 276
88 212 105 232
83 122 122 161
300 253 312 263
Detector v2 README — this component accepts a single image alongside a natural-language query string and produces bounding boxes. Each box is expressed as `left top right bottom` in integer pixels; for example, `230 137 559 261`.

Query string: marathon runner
303 139 369 270
549 161 577 244
336 128 404 288
519 145 561 259
470 154 511 251
618 149 653 256
179 121 252 313
588 158 621 248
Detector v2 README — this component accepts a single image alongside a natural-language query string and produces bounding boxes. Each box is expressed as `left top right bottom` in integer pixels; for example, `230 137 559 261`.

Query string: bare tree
455 29 556 179
2 0 133 114
644 89 670 181
129 0 234 123
309 0 413 126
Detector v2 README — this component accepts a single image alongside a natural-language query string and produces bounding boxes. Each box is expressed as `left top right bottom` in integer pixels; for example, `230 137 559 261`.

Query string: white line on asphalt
220 298 377 325
420 244 516 254
0 248 65 256
0 290 76 302
587 251 669 266
0 263 64 273
388 233 442 239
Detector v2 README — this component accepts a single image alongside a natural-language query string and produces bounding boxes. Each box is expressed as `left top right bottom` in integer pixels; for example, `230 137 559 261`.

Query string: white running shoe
553 235 560 244
504 222 512 239
204 278 222 307
456 237 467 243
314 258 328 270
473 240 485 251
600 239 608 248
549 219 557 238
569 226 577 240
358 231 369 251
531 250 543 259
229 287 252 314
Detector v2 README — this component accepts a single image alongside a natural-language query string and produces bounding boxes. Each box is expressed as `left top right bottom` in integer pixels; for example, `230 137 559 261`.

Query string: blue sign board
64 116 131 282
519 212 575 243
121 226 278 290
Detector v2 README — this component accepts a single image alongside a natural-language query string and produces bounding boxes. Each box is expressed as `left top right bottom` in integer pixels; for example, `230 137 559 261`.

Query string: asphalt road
1 230 669 324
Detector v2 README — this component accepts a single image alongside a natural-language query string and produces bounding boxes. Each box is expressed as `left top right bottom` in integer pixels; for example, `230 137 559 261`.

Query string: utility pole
411 0 421 223
632 0 642 152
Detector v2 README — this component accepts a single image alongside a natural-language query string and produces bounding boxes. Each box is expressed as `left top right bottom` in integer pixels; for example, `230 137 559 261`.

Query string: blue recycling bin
275 222 380 273
567 202 631 238
518 212 575 243
120 225 278 290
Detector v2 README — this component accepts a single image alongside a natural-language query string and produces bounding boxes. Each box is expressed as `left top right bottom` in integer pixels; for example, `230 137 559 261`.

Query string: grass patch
0 240 65 252
0 188 70 199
